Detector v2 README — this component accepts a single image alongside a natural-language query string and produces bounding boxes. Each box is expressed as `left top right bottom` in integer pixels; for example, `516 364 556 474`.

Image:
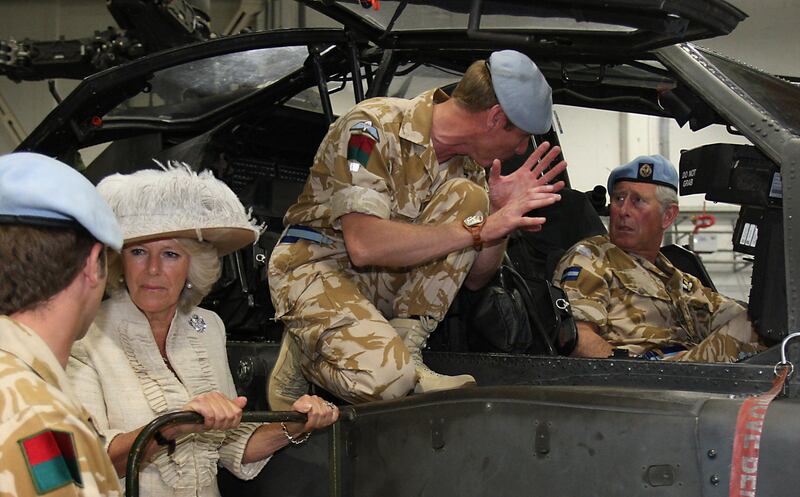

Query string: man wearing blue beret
0 152 124 495
552 155 763 362
269 50 566 408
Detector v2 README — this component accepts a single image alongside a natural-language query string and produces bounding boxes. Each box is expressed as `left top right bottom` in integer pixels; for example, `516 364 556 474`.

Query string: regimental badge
347 121 380 173
561 266 582 282
189 314 207 333
681 276 694 292
19 430 82 494
638 163 653 179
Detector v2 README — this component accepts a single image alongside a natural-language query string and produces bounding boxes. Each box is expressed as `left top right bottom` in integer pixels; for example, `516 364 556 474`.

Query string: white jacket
68 293 268 497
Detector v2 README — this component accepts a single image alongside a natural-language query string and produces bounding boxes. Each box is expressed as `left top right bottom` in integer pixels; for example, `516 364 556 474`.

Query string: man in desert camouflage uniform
553 155 763 362
0 153 124 496
269 50 567 408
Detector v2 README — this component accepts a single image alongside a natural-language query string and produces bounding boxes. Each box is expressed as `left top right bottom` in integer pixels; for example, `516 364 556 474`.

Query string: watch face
464 213 484 227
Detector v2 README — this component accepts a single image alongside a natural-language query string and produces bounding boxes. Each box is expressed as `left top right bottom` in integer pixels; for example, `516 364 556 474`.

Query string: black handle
126 410 308 497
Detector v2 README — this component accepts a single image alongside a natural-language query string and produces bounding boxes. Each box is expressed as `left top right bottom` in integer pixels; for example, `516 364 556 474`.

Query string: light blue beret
607 154 679 194
488 50 553 135
0 152 123 250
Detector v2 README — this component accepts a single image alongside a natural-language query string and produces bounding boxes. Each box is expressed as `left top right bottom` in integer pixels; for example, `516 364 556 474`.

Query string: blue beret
488 50 553 135
0 152 123 250
607 155 679 194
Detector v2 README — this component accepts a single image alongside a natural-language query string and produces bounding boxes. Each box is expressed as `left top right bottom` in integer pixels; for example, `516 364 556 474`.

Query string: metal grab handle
126 410 307 497
774 332 800 378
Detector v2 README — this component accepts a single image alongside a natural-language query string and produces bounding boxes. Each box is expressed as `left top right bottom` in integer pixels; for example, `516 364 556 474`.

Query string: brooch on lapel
189 314 207 333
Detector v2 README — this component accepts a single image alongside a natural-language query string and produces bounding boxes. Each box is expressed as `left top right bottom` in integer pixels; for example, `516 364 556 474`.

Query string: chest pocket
684 288 714 338
614 268 672 302
607 268 676 339
615 267 713 341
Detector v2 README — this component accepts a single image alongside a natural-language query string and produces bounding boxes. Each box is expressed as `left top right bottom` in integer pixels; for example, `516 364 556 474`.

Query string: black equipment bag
469 260 538 354
524 276 578 356
468 255 578 356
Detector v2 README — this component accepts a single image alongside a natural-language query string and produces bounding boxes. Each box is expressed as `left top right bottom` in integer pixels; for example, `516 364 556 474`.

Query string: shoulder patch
575 244 592 258
347 121 380 171
349 121 380 143
561 266 582 282
19 430 82 494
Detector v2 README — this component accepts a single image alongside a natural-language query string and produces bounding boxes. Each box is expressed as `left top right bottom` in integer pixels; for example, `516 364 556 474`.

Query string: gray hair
176 239 221 309
655 185 679 214
107 238 221 312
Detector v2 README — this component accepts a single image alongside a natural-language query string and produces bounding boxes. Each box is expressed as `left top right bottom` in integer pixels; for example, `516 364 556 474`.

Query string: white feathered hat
97 163 262 256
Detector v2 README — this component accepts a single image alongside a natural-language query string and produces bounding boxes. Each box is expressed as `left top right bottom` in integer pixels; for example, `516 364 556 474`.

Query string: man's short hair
655 185 679 215
0 224 98 315
0 152 118 315
451 59 499 114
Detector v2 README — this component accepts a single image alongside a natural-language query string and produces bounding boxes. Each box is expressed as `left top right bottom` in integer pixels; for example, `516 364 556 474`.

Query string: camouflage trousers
672 311 764 363
270 178 488 403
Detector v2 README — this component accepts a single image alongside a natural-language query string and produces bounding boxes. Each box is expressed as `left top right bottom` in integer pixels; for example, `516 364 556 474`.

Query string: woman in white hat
67 165 338 496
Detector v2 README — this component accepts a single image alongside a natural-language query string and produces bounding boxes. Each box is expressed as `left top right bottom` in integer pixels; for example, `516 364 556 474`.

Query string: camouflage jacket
552 235 746 356
0 316 121 496
273 88 487 276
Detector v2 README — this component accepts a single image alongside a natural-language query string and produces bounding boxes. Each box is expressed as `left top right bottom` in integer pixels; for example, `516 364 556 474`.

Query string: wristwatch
463 212 486 251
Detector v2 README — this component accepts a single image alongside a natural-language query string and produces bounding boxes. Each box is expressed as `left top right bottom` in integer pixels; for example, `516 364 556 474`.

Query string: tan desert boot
390 317 476 394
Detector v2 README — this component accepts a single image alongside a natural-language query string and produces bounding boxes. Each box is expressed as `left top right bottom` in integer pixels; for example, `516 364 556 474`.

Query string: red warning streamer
728 367 789 497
